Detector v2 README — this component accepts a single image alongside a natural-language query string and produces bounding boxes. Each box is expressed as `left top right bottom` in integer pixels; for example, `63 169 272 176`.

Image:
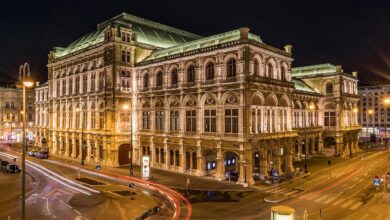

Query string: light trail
0 152 98 195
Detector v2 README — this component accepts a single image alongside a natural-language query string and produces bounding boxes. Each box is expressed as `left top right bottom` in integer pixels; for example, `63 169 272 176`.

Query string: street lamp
366 109 374 154
122 104 133 176
383 98 390 147
75 107 85 165
16 62 34 220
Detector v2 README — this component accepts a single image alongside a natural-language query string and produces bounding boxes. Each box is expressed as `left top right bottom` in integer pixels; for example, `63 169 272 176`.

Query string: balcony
183 82 196 87
250 130 297 139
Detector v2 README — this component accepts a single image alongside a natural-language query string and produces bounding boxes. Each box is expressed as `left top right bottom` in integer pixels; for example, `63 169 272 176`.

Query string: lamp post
122 104 133 176
383 98 390 147
76 108 84 165
367 109 373 152
16 63 34 220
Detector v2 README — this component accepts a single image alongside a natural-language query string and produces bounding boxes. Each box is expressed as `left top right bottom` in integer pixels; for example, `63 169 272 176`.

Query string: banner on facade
142 155 150 179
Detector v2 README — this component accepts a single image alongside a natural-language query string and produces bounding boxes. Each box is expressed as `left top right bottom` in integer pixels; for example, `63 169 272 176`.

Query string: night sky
1 0 390 85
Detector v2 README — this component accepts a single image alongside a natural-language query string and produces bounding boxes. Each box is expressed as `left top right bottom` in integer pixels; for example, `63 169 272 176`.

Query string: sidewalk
51 155 252 192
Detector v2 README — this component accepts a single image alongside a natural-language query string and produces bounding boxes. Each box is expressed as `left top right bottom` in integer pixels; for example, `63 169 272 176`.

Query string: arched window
227 58 236 77
281 66 286 81
171 69 178 85
254 59 259 75
156 71 163 87
326 82 333 94
206 62 214 80
267 63 273 78
143 73 149 88
187 65 196 82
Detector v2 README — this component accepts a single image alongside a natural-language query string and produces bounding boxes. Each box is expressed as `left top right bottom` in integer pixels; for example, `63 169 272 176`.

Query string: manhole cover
111 190 138 197
75 178 105 186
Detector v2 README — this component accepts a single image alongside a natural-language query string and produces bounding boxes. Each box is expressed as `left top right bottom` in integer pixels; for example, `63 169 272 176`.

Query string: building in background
358 85 390 141
34 82 49 149
0 85 35 143
38 12 361 185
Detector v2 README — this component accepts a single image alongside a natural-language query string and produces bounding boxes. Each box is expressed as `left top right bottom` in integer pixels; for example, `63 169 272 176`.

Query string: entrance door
118 144 131 165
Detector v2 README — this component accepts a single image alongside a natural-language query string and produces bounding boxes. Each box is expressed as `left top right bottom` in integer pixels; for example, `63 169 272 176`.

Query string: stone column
71 137 77 159
179 147 185 173
260 150 268 179
164 141 169 170
196 140 204 176
94 140 100 163
150 136 155 167
285 143 294 173
215 143 224 181
274 154 282 174
86 138 91 162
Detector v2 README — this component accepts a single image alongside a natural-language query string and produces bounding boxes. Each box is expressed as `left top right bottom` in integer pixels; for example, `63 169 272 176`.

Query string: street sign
272 170 279 177
374 178 381 186
96 165 101 170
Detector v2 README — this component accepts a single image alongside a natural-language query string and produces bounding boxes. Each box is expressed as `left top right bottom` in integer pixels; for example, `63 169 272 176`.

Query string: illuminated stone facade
34 82 49 149
0 86 35 142
40 13 360 185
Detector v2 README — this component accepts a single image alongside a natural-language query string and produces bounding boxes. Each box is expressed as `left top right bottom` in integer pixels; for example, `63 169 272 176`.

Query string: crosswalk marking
299 193 312 200
332 198 346 206
350 202 363 210
323 197 337 204
341 199 354 208
285 190 298 196
314 195 328 203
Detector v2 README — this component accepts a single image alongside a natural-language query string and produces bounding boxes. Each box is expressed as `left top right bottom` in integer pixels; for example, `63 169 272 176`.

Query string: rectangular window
204 109 216 132
91 112 95 129
142 111 150 129
121 51 126 62
99 112 105 130
225 109 239 133
186 110 196 132
126 51 130 62
62 79 66 96
170 111 179 131
75 76 80 94
83 75 88 93
99 72 105 91
56 81 60 97
155 111 164 130
324 112 336 126
91 74 95 92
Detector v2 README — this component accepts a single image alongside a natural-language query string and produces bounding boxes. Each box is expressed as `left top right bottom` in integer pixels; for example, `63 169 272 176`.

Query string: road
252 149 390 220
0 144 176 220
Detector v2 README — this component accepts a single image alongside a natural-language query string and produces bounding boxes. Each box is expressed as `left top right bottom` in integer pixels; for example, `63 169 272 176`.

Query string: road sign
96 165 101 170
374 178 381 186
272 170 279 177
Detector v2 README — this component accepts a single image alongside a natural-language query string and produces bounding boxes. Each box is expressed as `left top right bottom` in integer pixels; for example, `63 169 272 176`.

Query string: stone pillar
150 137 155 167
179 148 185 173
86 138 92 162
94 140 100 163
215 143 224 181
71 137 77 159
196 140 204 176
274 154 282 174
244 145 254 185
163 138 169 169
285 144 294 173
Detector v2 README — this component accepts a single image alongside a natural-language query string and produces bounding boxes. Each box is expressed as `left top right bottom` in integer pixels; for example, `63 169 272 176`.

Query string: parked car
0 161 9 170
5 164 21 173
37 151 49 159
28 149 39 157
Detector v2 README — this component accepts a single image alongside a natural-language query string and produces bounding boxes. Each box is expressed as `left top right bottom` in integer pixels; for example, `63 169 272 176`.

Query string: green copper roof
292 79 319 94
53 12 202 59
291 63 338 78
53 28 105 59
143 29 263 62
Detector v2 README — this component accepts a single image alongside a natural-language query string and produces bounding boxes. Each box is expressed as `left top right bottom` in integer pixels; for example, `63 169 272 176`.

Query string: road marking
341 199 354 208
285 190 299 196
350 202 363 210
74 210 82 215
299 193 312 200
332 198 346 206
323 196 337 204
358 178 364 183
348 184 356 189
363 173 368 177
314 195 328 203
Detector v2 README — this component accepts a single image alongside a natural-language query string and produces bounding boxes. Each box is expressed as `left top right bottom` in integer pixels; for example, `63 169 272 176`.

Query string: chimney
336 65 342 73
352 71 358 77
239 27 250 41
284 45 293 55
